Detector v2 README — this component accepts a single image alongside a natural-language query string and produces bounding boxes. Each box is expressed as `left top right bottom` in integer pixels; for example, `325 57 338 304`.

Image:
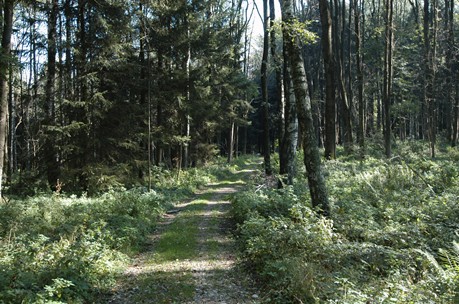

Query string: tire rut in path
192 184 259 304
108 180 260 304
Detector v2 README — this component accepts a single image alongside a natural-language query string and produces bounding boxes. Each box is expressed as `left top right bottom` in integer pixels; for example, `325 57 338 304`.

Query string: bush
232 146 459 303
0 168 215 303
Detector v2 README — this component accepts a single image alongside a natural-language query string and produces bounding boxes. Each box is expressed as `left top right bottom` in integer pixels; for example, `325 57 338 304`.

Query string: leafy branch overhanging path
109 163 261 303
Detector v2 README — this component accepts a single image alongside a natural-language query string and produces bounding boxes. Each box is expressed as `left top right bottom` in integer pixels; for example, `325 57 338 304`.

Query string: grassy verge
0 166 215 303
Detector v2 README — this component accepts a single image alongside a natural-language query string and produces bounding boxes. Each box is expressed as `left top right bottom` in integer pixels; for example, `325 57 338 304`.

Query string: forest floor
107 163 261 303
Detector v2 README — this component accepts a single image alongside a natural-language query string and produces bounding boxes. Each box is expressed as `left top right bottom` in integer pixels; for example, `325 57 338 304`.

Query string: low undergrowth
0 165 216 303
232 142 459 303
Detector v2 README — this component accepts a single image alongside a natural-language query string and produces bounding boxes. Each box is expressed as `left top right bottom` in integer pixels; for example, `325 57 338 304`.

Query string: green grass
127 166 254 303
151 198 209 263
124 196 210 303
129 271 195 303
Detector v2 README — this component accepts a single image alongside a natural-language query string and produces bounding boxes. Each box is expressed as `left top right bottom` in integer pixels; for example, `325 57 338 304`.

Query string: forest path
108 161 261 303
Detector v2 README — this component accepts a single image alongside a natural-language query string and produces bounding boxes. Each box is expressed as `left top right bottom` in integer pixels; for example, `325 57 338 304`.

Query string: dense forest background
0 0 457 196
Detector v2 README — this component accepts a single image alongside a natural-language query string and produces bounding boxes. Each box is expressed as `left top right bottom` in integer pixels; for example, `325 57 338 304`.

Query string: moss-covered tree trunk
280 0 330 216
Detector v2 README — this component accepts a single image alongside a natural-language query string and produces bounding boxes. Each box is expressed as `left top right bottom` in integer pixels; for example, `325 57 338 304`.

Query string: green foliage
0 164 214 303
232 147 459 303
274 19 318 45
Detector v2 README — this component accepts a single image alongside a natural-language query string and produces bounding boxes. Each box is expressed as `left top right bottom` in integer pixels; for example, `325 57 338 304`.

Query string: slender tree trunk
184 15 191 168
447 0 458 146
156 50 163 166
8 61 15 177
333 0 353 153
227 120 235 163
280 40 298 185
281 0 330 216
319 0 336 160
44 0 60 190
355 0 365 156
0 0 13 196
383 0 393 158
423 0 436 157
453 76 459 146
64 0 73 98
76 0 90 188
261 0 272 175
270 0 284 150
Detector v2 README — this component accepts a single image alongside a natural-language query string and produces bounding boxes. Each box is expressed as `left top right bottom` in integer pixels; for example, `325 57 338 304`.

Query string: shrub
0 187 173 302
232 147 459 303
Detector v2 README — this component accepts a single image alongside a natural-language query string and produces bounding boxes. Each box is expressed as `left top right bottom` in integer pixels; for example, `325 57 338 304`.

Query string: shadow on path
108 163 261 304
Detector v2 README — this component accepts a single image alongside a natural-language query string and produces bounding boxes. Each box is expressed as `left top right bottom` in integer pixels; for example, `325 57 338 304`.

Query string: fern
414 249 446 276
440 242 459 278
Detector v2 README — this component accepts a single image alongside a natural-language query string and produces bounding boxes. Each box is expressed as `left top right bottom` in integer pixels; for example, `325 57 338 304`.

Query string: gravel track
108 178 260 304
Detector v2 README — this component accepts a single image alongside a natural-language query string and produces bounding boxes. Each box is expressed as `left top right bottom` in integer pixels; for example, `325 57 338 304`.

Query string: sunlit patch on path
108 168 260 304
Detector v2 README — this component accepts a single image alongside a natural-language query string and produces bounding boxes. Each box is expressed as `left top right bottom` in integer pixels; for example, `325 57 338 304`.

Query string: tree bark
280 40 298 185
423 0 436 157
280 0 330 216
64 0 73 98
383 0 393 158
227 120 235 163
355 0 365 156
0 0 14 196
270 0 285 151
319 0 336 160
333 0 353 153
261 0 272 175
447 0 458 146
453 76 459 147
44 0 60 190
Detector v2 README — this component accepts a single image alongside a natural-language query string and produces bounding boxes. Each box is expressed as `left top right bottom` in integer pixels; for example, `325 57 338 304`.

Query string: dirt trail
108 169 261 304
191 184 258 303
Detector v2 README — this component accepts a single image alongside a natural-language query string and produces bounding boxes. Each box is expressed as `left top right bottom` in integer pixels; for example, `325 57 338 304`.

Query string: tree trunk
423 0 436 157
333 0 353 153
270 0 285 151
0 0 13 196
184 15 191 168
453 76 459 147
156 50 164 166
281 0 330 216
447 0 458 146
280 40 298 185
319 0 336 160
8 61 15 177
383 0 393 158
227 120 235 163
64 0 73 98
44 0 60 190
355 0 365 156
261 0 272 175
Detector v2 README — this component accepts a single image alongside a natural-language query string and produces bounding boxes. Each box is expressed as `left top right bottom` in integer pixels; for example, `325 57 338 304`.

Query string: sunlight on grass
130 270 195 303
150 200 209 263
